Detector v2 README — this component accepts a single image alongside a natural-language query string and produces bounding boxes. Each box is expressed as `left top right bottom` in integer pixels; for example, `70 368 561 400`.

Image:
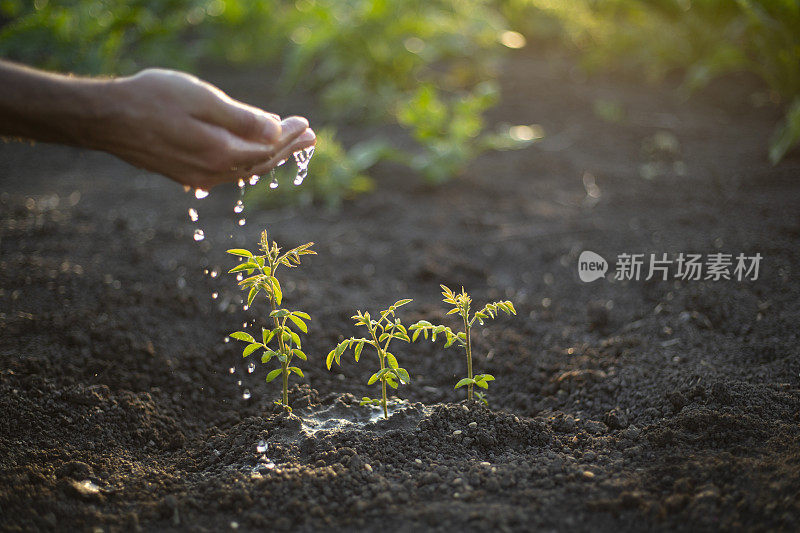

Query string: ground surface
1 50 799 532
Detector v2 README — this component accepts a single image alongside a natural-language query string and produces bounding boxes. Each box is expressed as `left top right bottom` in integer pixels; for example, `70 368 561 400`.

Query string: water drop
242 321 247 327
212 292 219 299
204 269 209 275
276 159 287 167
292 146 314 186
188 208 199 222
229 367 235 374
237 380 242 386
236 274 243 281
238 218 246 226
210 270 218 278
248 362 255 374
194 188 209 199
256 440 267 453
224 337 230 343
242 389 251 400
234 201 244 213
193 229 205 241
237 178 245 188
269 178 279 189
243 305 249 311
249 175 259 186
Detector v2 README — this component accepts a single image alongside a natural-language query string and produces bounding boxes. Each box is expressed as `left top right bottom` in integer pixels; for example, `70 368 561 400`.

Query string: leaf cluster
327 299 413 406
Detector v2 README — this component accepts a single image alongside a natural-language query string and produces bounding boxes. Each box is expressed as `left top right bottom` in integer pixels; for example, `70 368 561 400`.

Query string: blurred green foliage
0 0 522 206
0 0 797 208
501 0 800 163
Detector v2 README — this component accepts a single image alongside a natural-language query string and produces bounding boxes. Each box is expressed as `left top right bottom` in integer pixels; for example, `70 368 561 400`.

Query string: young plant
227 230 315 410
410 285 516 403
326 299 413 419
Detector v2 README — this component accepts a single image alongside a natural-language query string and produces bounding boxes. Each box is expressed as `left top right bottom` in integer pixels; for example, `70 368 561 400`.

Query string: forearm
0 59 116 147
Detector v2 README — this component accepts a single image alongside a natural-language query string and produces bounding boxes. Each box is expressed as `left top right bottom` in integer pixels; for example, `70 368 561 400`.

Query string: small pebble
415 459 422 464
364 464 373 472
582 471 595 480
453 430 463 436
468 422 477 429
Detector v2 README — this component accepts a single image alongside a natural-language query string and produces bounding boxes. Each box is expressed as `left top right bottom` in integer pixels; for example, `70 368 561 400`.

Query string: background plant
500 0 800 163
227 230 315 409
410 285 515 404
327 299 412 418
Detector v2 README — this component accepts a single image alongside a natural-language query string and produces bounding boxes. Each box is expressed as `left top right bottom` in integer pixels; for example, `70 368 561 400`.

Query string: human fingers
193 87 282 143
249 121 315 177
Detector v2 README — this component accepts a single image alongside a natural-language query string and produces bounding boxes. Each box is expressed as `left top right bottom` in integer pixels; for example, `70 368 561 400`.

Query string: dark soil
2 50 800 532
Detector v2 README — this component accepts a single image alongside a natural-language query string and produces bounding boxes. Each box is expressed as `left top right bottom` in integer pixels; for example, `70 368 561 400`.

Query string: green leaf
446 308 460 315
475 373 495 382
226 249 253 257
266 368 283 382
247 286 259 307
386 353 399 369
412 329 422 342
262 327 274 346
455 377 474 389
386 376 398 389
270 309 289 318
394 367 410 383
243 343 262 357
292 311 311 320
269 276 282 305
367 372 381 385
392 298 412 308
288 366 304 377
354 340 364 362
326 349 336 370
292 349 307 361
289 331 301 349
288 314 307 333
228 262 258 273
230 331 255 343
475 379 489 389
261 350 276 363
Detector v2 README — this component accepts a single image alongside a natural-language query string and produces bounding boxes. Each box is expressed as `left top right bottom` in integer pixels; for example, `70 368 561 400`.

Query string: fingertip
261 114 282 142
281 116 310 135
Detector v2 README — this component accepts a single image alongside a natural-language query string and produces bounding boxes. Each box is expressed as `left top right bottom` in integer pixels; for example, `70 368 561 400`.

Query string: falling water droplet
194 188 209 199
237 380 242 386
247 362 255 374
242 389 251 400
234 201 244 213
204 269 209 275
238 218 246 226
238 178 245 188
224 337 230 343
188 208 199 222
212 292 219 299
292 146 314 186
236 274 243 281
269 178 279 189
256 440 267 453
229 367 235 374
242 322 247 327
210 270 219 278
243 305 249 311
249 175 259 186
193 229 205 241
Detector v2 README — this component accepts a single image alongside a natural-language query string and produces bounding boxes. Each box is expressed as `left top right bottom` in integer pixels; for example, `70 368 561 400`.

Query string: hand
94 68 315 190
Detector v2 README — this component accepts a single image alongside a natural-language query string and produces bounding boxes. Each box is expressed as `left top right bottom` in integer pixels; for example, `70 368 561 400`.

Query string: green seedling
227 230 315 410
327 299 413 419
410 285 515 403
